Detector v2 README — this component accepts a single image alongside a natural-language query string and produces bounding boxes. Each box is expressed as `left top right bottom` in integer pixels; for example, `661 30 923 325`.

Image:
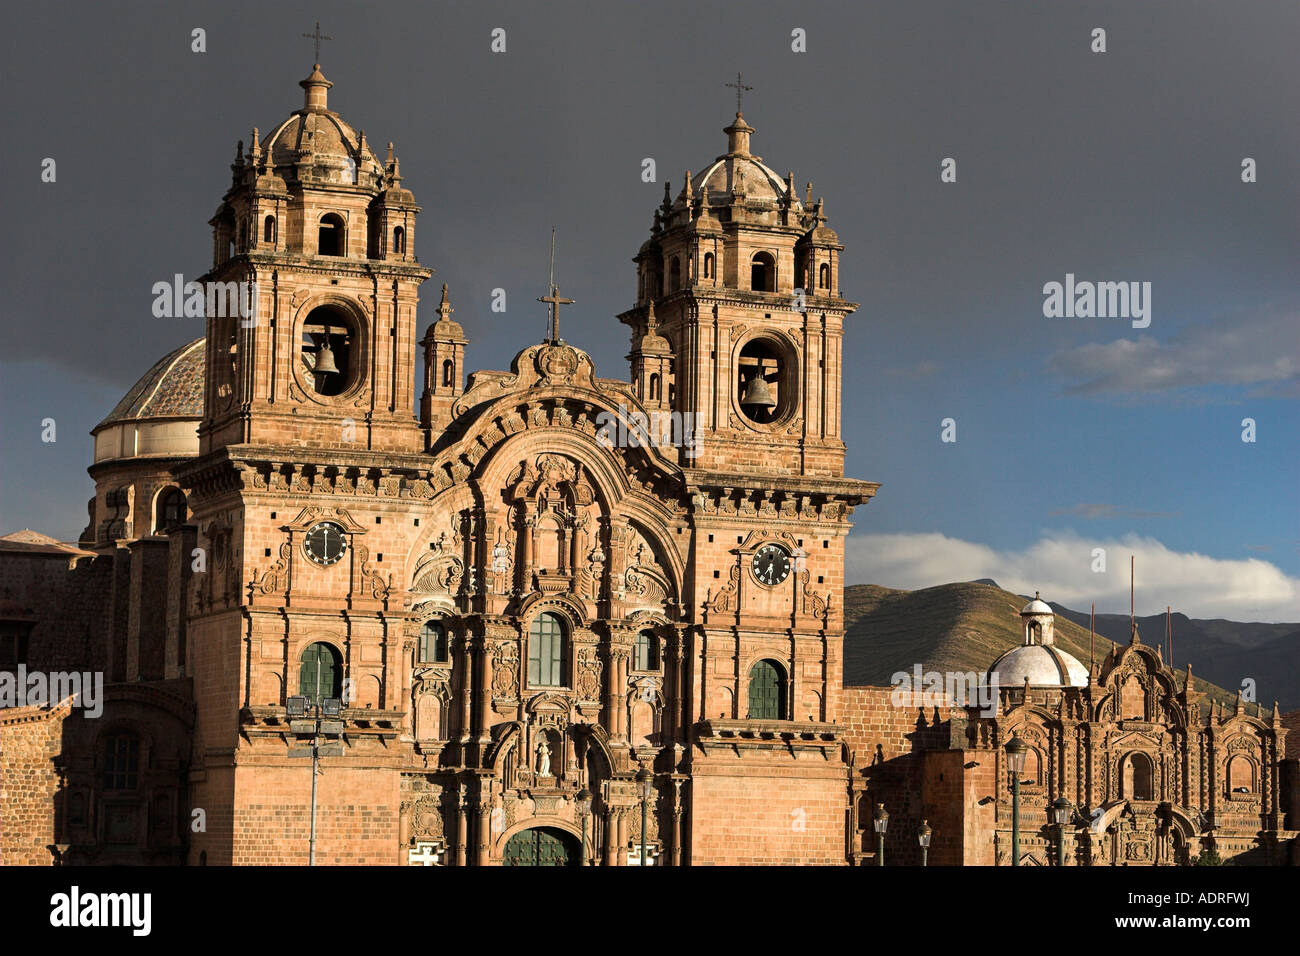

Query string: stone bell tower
618 89 856 477
199 60 432 455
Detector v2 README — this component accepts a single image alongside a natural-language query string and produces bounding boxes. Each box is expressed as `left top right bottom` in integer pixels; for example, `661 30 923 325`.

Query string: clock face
752 543 792 587
304 521 348 566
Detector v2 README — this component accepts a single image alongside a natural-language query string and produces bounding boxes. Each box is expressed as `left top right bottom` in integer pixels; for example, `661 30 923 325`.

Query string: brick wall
688 748 847 865
0 699 70 865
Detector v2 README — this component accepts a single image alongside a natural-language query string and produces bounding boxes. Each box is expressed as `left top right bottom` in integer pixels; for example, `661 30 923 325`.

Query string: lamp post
287 694 344 866
1004 736 1028 867
635 769 653 866
918 819 931 867
873 803 889 866
1052 797 1072 867
576 788 592 866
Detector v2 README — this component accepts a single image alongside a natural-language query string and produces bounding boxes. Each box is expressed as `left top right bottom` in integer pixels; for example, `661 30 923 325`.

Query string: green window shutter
748 660 784 720
300 643 339 702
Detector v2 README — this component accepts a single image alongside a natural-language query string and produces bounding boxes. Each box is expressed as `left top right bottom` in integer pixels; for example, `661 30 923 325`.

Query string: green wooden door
502 827 578 866
748 660 785 719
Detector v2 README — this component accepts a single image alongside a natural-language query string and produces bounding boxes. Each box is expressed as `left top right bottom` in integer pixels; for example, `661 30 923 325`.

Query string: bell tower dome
618 94 857 476
199 60 432 454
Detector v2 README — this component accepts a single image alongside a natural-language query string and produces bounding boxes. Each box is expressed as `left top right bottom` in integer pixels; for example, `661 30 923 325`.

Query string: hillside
842 581 1247 711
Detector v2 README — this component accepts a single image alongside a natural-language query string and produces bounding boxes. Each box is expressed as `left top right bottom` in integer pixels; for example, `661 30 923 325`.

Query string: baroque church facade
0 61 1294 867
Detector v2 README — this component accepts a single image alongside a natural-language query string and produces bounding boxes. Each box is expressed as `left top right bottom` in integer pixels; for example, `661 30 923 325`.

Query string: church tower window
393 226 405 254
747 659 787 719
264 215 276 244
528 612 567 688
418 620 448 664
737 337 791 424
819 262 830 290
703 252 714 278
750 251 776 292
634 630 660 671
300 642 342 704
300 306 358 397
317 213 346 256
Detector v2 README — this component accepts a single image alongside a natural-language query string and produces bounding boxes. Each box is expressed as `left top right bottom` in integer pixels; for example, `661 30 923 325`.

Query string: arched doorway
502 826 580 866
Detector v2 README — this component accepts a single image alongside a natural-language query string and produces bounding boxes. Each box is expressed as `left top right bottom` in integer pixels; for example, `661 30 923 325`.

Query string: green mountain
842 581 1246 711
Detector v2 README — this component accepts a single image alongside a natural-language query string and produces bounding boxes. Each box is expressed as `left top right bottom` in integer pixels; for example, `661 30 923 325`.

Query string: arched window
750 252 776 292
528 612 566 687
1123 751 1155 801
703 252 714 278
155 487 187 533
669 257 680 292
1121 675 1145 720
300 642 342 703
747 659 786 720
418 620 448 664
634 630 660 671
263 215 276 244
103 734 140 791
1227 755 1256 795
442 359 454 388
318 213 346 256
648 373 660 401
818 262 830 289
393 226 405 254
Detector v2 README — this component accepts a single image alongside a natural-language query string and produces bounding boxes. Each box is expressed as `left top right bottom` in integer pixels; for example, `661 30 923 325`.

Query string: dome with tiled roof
92 338 204 464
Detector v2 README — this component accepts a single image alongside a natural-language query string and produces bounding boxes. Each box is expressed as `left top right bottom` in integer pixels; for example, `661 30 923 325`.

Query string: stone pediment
455 341 614 419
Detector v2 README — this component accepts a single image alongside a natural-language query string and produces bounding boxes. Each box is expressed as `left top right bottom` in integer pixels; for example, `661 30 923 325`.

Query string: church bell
314 328 339 375
740 372 776 410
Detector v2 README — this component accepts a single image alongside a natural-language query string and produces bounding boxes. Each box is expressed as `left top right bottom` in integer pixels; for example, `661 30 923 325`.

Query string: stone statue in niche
536 734 552 776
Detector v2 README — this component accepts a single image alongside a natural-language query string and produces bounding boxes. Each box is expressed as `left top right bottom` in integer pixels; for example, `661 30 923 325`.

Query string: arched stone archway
500 825 581 866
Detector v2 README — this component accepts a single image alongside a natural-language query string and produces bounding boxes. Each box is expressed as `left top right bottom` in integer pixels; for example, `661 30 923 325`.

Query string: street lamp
576 788 592 867
287 695 344 866
1052 797 1072 866
1005 736 1028 867
873 803 889 866
635 769 653 867
918 819 932 867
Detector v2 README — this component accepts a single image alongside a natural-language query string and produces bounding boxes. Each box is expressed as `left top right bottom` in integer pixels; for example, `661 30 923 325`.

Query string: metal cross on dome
302 20 333 63
726 71 753 113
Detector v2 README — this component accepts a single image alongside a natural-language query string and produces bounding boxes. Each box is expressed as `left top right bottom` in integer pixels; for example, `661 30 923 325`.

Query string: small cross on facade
538 286 574 344
726 71 753 114
302 20 333 63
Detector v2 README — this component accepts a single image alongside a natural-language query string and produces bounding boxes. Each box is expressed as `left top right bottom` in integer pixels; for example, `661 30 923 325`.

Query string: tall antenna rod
1090 602 1095 669
1167 605 1173 668
1130 555 1135 630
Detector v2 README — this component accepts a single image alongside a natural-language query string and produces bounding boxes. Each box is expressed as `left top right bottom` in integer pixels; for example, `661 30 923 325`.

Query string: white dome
988 644 1088 689
1021 592 1053 615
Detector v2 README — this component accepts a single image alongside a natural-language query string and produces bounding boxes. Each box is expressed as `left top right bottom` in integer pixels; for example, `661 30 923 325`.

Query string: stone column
455 787 468 866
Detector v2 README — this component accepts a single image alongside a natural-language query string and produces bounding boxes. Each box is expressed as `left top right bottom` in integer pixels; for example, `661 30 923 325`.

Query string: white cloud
1050 306 1299 396
845 530 1300 621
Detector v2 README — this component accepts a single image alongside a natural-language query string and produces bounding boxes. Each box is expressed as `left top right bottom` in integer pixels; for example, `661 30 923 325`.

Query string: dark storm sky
1 1 1297 619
